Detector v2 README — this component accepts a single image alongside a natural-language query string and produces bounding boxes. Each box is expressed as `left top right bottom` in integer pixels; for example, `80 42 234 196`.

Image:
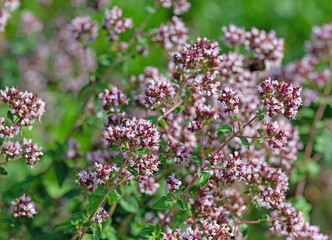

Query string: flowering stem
215 115 259 153
159 174 199 226
158 100 183 121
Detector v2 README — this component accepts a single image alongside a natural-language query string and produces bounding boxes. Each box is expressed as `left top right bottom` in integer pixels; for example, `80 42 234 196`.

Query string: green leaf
239 137 250 149
159 119 166 129
252 200 261 211
191 155 201 165
0 166 8 175
217 124 233 134
113 155 122 163
181 89 190 100
198 171 210 188
88 195 104 212
240 224 249 237
91 223 102 240
119 196 139 213
54 161 69 187
7 111 14 122
146 116 158 125
175 199 185 210
256 113 264 121
257 129 263 136
98 54 113 67
151 196 174 209
186 201 192 217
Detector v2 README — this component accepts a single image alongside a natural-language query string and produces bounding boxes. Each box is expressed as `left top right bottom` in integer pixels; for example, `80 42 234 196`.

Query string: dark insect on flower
248 59 265 71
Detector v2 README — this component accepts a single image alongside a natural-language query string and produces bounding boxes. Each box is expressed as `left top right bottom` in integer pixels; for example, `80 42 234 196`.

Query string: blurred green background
0 0 332 239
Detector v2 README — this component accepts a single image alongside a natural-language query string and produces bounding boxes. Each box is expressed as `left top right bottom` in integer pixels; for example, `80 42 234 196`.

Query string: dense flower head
104 118 160 150
0 117 19 139
258 78 302 120
103 6 133 41
150 16 188 50
94 162 115 184
75 170 100 192
187 120 202 132
207 152 224 167
11 194 37 218
218 53 251 84
91 207 109 224
69 16 98 43
306 23 332 59
138 177 160 195
245 27 284 66
221 24 246 47
194 105 217 123
218 87 241 115
22 138 43 168
158 0 191 15
166 139 191 164
270 202 329 239
246 161 289 209
265 122 288 153
215 152 245 183
130 154 160 182
0 87 45 129
190 72 220 96
170 37 222 75
223 188 246 218
99 87 129 112
164 173 182 194
162 221 232 240
144 77 176 112
1 141 22 159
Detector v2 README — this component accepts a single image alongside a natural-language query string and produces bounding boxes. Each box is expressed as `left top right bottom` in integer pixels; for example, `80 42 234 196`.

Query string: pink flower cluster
221 24 284 66
170 37 222 75
164 173 182 194
162 220 232 240
11 194 37 218
130 154 160 182
98 87 129 112
258 78 302 120
270 202 329 240
245 27 284 66
150 16 188 50
265 122 288 153
103 6 133 41
306 23 332 60
1 138 43 168
190 72 220 96
144 76 176 112
0 87 45 129
246 161 289 209
91 207 109 224
215 152 245 183
104 118 160 150
218 87 241 115
221 24 246 47
157 0 191 15
69 16 98 43
76 163 115 192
